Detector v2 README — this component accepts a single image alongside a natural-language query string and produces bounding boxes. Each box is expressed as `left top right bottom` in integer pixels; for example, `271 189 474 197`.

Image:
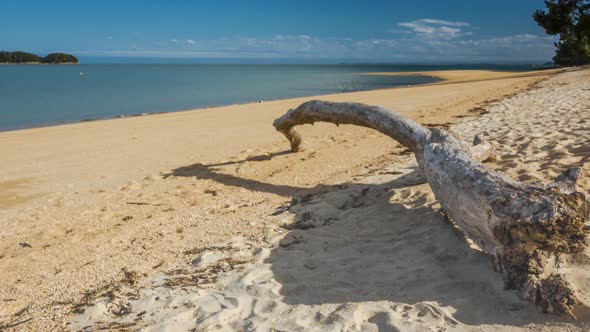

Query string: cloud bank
76 18 557 63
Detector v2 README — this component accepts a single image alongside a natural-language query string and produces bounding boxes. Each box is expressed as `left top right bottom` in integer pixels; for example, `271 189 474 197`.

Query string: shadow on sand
167 155 583 328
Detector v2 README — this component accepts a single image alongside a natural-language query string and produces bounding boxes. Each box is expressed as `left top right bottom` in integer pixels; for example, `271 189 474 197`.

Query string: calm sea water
0 64 538 132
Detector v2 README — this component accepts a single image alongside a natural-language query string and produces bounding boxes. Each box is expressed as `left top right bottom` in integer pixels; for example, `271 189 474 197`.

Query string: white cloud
419 19 470 27
398 18 472 39
170 38 196 46
84 22 557 63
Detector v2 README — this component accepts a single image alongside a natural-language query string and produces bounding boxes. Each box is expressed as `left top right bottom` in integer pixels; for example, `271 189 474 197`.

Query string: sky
0 0 557 64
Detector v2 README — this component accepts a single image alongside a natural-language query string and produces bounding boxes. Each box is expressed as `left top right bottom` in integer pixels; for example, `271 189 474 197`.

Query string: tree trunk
273 100 589 316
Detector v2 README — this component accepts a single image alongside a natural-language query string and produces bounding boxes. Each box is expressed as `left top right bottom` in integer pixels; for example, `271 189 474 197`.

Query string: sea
0 64 540 132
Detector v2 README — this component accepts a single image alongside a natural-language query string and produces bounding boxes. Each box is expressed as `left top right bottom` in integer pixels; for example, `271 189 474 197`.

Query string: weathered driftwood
273 100 589 316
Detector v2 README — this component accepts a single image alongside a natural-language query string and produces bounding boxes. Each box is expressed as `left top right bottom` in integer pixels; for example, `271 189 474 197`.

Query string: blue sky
0 0 556 63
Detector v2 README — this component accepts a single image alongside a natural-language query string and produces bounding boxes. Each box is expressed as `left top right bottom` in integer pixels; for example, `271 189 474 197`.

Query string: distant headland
0 51 79 64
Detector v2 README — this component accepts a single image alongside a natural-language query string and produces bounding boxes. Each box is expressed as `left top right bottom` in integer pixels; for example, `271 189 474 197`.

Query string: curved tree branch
273 100 430 153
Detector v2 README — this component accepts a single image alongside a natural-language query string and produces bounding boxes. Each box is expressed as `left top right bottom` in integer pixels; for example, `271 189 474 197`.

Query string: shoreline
1 76 440 134
0 69 558 197
0 68 565 134
0 68 578 331
0 62 79 65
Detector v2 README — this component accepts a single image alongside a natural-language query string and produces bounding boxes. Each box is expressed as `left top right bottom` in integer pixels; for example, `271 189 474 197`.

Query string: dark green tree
0 51 79 64
42 53 79 64
0 51 41 63
534 0 590 66
0 52 10 63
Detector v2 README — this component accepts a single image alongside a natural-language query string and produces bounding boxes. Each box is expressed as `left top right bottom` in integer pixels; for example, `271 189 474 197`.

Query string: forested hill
0 51 79 64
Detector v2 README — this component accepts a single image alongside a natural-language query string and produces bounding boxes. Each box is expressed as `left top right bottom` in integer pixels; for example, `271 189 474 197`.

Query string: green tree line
534 0 590 66
0 51 78 64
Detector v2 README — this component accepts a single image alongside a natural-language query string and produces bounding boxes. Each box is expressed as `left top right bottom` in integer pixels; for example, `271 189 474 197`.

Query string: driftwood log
273 100 589 316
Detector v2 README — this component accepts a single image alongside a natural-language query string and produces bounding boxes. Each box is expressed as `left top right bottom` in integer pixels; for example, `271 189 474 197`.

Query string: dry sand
365 69 562 85
0 68 588 331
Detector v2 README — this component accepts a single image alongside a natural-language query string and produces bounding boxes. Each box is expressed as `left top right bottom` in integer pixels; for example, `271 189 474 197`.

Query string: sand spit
0 69 586 331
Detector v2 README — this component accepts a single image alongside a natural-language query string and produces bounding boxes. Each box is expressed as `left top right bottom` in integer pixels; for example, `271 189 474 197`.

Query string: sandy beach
1 68 589 331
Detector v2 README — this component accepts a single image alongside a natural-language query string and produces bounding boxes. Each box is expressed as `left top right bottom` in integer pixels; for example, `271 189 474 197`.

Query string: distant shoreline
0 62 79 65
0 51 79 64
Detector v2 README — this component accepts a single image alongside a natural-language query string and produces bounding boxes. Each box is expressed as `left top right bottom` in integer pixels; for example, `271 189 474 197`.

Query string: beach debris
270 205 290 216
121 216 133 221
271 198 299 216
183 245 234 256
163 255 252 288
78 321 138 331
61 268 141 317
273 100 589 316
121 268 140 286
0 317 33 330
126 201 164 206
109 300 132 317
18 242 31 248
204 189 218 196
152 261 165 270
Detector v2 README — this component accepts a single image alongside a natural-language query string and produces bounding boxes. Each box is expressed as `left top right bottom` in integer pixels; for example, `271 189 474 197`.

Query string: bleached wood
273 100 588 316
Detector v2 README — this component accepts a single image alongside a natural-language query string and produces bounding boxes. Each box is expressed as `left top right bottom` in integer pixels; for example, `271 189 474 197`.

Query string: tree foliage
0 51 78 64
534 0 590 66
42 53 79 64
0 51 41 63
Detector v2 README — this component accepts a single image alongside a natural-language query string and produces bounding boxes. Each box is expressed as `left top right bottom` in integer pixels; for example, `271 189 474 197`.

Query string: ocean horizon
0 63 541 132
